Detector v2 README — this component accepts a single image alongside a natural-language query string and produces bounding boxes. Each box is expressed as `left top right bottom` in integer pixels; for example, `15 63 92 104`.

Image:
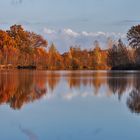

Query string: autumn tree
69 46 86 70
28 32 48 48
7 25 47 66
93 42 101 65
0 30 18 65
47 43 63 70
79 49 89 69
90 41 102 69
28 32 48 66
62 52 71 69
34 47 48 69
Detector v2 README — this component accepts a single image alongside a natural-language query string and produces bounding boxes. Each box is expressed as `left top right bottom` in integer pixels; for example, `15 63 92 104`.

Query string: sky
0 0 140 52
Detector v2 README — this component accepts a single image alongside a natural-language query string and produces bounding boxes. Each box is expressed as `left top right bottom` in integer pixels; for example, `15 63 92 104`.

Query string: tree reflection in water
0 70 140 113
107 72 140 114
127 89 140 114
107 72 130 100
0 70 47 110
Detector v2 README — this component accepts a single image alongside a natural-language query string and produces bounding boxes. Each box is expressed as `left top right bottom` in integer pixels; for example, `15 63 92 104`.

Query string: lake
0 70 140 140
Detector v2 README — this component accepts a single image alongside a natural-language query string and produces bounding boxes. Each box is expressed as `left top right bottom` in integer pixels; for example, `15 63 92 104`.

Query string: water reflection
1 70 140 114
19 125 38 140
0 70 47 110
107 72 140 113
107 72 129 100
127 89 140 114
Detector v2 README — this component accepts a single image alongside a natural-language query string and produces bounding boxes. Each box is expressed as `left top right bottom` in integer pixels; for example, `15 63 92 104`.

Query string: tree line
0 24 140 70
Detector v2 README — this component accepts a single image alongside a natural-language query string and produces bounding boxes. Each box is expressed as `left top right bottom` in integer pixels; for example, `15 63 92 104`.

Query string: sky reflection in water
0 70 140 140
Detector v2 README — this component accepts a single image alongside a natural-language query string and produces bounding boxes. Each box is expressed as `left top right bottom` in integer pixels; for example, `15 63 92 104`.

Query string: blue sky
0 0 140 51
0 0 140 32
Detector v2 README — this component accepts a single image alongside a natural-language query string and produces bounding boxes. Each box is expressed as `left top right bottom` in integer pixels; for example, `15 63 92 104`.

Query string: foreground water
0 70 140 140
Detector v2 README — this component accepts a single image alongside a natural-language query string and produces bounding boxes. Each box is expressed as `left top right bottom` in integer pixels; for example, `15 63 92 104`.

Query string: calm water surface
0 70 140 140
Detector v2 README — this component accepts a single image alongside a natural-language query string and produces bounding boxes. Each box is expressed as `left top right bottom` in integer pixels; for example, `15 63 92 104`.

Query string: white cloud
43 27 127 53
81 31 90 36
43 28 56 34
63 28 79 37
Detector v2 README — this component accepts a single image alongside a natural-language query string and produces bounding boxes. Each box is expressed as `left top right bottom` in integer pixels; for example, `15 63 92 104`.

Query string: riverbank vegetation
0 24 140 70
